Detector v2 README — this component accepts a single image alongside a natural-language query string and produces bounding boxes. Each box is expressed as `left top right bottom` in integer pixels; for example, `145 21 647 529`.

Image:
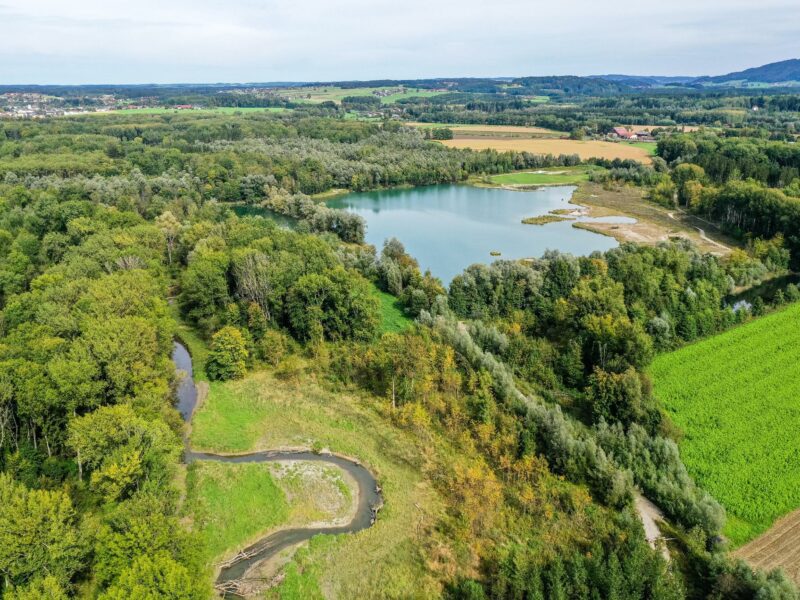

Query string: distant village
0 92 204 119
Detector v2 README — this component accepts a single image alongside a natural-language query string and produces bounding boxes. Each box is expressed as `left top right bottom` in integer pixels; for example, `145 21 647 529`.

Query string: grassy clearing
375 289 413 334
489 166 601 186
442 138 654 163
190 367 445 596
650 302 800 546
186 461 289 561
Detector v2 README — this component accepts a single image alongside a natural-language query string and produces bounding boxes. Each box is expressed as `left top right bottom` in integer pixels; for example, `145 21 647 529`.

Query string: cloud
0 0 797 83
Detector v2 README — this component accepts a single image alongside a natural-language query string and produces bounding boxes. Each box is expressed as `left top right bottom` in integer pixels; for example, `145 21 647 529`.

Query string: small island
521 214 573 225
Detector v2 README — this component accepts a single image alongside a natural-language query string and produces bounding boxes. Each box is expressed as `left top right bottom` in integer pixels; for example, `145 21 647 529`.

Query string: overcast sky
1 0 798 84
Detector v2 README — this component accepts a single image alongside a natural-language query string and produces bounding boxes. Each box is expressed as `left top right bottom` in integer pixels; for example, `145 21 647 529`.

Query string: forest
0 97 799 600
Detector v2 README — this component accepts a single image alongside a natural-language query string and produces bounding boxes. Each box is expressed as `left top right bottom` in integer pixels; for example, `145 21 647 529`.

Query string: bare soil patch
734 507 800 584
570 183 736 255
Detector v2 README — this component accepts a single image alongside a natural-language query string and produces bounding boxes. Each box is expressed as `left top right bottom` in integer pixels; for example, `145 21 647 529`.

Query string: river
173 341 383 596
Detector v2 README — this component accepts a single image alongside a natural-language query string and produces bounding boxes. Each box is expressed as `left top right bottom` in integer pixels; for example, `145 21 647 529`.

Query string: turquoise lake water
328 184 634 282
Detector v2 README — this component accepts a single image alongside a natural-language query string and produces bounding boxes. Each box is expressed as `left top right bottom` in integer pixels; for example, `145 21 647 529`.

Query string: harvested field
441 138 654 163
735 508 800 584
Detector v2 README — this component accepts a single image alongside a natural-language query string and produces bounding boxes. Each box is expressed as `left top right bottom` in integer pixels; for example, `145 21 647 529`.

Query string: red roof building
612 127 634 139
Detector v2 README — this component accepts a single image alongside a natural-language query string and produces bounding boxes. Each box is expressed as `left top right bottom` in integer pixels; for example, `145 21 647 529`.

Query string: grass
521 215 572 225
650 302 800 546
375 289 413 334
621 141 658 155
274 461 353 525
489 166 602 186
189 365 445 596
186 461 289 560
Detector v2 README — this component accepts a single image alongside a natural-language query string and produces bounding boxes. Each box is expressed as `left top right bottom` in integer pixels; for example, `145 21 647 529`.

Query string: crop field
441 137 654 163
488 165 603 185
735 507 800 584
281 86 445 104
650 302 800 546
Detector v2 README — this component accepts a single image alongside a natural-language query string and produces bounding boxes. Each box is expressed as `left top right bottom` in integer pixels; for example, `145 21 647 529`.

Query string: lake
329 184 634 283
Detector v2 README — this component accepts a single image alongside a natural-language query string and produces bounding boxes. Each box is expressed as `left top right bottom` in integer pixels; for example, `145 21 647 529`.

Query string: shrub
205 326 249 381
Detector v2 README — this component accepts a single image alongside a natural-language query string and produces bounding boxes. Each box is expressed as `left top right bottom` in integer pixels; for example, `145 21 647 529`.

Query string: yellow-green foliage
650 302 800 545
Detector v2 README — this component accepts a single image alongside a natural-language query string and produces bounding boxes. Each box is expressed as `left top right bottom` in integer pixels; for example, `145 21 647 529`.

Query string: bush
274 355 304 383
205 326 249 381
255 329 289 366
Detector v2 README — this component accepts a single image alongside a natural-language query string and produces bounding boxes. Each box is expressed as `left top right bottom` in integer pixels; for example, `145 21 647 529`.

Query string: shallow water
329 184 634 283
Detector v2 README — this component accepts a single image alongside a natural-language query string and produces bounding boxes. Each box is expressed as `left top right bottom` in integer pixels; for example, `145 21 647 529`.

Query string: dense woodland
0 101 799 599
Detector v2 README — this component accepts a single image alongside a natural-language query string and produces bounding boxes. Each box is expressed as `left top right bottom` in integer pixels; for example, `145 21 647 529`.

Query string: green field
621 141 658 155
186 462 289 560
650 302 800 546
375 290 413 333
112 106 290 115
489 166 602 186
284 86 445 105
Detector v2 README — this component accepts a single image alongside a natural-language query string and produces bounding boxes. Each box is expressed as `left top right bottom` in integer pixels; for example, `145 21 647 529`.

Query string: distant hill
595 59 800 88
596 74 697 88
510 75 631 96
696 58 800 85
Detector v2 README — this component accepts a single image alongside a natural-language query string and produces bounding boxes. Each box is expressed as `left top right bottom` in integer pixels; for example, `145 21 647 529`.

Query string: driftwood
216 548 258 569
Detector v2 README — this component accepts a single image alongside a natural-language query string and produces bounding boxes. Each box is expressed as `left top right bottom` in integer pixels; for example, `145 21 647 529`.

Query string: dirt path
667 210 731 252
173 342 383 598
634 492 670 562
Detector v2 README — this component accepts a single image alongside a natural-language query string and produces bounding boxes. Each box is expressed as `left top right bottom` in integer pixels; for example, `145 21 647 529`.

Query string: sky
0 0 798 84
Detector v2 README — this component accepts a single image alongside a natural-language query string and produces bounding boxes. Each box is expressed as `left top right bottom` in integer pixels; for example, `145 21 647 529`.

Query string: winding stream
172 341 383 594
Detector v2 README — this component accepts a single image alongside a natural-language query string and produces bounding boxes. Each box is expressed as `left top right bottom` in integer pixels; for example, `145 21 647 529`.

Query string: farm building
611 126 635 139
609 127 654 141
